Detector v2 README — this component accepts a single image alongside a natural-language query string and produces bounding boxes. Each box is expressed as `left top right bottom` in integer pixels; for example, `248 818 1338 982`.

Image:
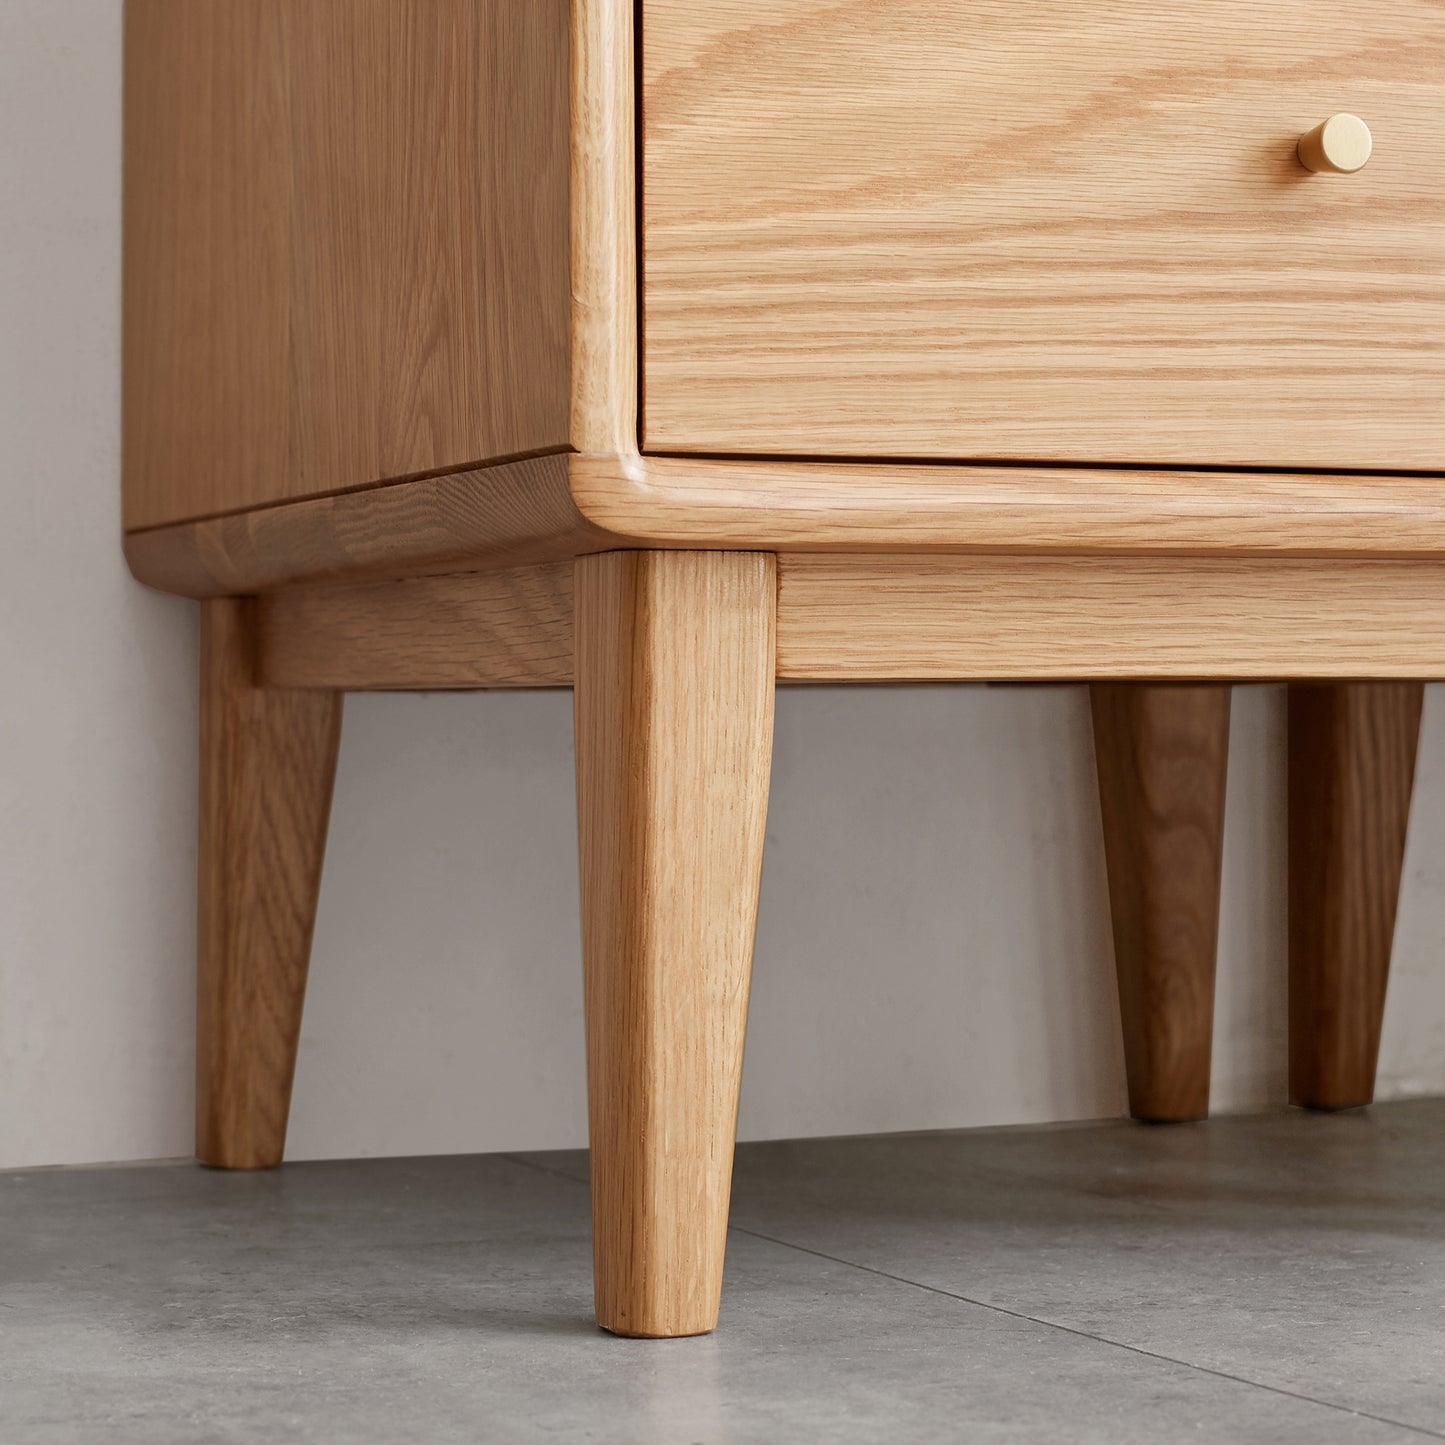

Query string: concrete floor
3 1101 1443 1443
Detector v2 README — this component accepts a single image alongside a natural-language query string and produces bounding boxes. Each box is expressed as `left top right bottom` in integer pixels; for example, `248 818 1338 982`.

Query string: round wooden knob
1297 114 1372 174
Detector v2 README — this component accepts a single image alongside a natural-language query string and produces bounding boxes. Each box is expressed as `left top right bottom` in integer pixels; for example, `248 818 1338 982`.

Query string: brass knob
1297 114 1372 174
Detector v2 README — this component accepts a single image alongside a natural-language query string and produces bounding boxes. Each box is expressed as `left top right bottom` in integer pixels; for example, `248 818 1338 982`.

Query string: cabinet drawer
641 0 1445 471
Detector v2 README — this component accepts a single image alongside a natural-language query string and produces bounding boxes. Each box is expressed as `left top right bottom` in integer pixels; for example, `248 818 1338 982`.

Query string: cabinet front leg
198 598 342 1169
1288 682 1423 1110
1091 684 1231 1123
575 551 776 1338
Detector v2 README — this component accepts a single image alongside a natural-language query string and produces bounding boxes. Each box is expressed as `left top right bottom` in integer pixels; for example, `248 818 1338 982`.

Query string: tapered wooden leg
574 551 776 1338
1091 684 1231 1123
1288 682 1422 1111
197 598 343 1168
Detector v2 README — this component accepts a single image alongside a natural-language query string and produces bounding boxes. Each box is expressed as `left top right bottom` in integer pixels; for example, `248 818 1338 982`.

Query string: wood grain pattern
129 451 1445 603
776 555 1445 680
571 0 637 454
260 563 574 691
642 0 1445 470
575 551 775 1337
569 454 1445 559
1288 682 1423 1109
197 598 342 1169
124 454 614 600
126 448 1445 602
1092 685 1231 1122
199 549 1445 693
124 0 569 531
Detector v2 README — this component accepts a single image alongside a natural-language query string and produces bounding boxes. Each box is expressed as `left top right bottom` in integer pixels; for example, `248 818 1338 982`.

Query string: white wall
3 2 1442 1170
2 0 197 1170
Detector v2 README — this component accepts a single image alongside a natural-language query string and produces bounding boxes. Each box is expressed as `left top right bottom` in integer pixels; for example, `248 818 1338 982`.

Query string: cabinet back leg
1091 684 1231 1123
1288 682 1423 1111
575 551 776 1338
197 598 343 1169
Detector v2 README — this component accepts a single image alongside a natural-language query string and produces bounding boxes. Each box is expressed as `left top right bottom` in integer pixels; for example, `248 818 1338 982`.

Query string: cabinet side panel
123 0 570 532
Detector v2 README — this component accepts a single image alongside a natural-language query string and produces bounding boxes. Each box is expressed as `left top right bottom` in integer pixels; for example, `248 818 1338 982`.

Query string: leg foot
197 598 342 1168
1288 682 1422 1110
575 551 776 1337
1091 684 1231 1123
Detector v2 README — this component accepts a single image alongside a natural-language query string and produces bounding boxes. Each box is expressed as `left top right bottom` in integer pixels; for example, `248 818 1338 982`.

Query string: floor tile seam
504 1148 1190 1222
502 1155 588 1188
508 1145 1223 1224
728 1224 1445 1441
507 1150 1444 1440
505 1148 1373 1250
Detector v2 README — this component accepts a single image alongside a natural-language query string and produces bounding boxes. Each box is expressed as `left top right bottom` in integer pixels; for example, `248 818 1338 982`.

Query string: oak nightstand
124 0 1442 1336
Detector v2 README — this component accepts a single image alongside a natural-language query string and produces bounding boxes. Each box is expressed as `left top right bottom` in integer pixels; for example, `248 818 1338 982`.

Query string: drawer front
641 1 1445 471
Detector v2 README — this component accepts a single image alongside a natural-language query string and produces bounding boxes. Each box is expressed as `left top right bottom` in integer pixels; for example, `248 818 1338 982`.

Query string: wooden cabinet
124 0 1437 1339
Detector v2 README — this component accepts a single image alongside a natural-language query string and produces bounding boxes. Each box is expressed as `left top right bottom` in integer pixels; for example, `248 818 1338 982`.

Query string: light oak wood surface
128 452 1445 600
575 552 775 1337
641 0 1445 471
198 553 1445 692
260 563 574 691
123 455 612 600
123 0 1445 599
197 599 342 1169
1288 682 1423 1109
571 455 1445 560
124 0 569 530
775 555 1445 680
1092 685 1231 1122
571 0 637 455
